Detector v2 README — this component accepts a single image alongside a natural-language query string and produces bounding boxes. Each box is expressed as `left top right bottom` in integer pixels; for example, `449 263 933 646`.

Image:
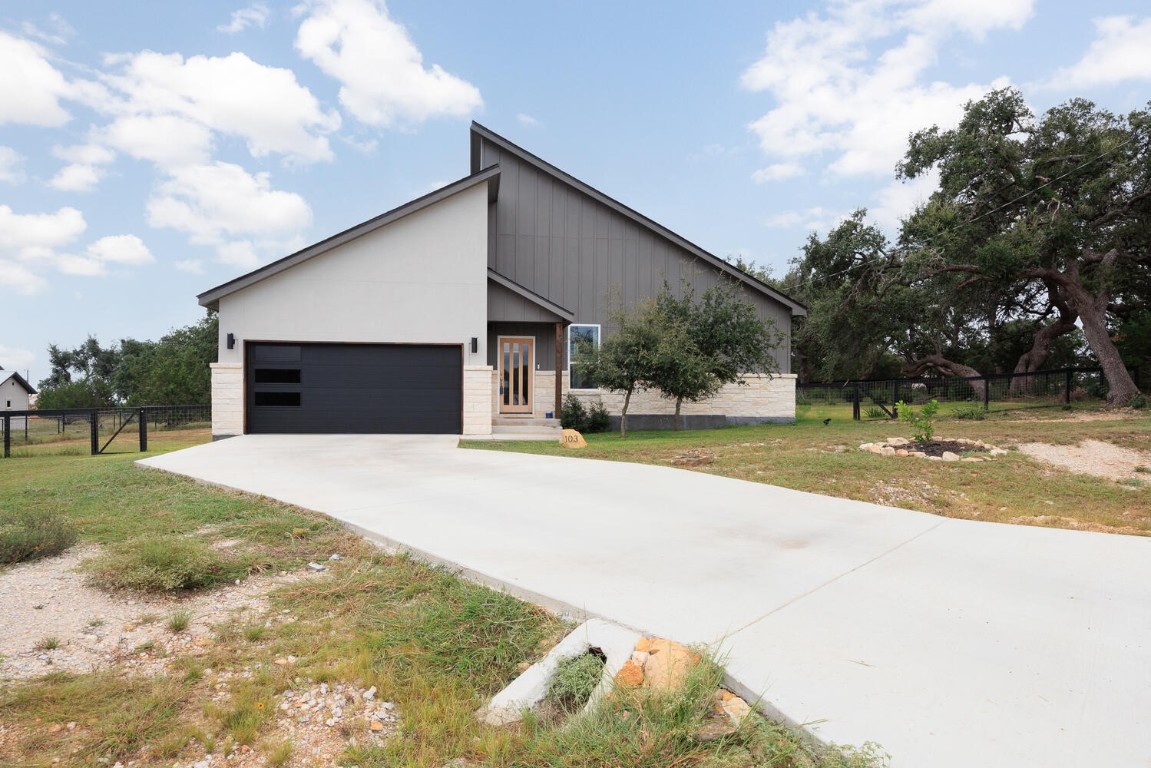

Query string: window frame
566 323 601 391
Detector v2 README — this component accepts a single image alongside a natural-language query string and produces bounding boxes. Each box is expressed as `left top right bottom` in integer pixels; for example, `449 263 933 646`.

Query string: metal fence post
1064 368 1073 404
89 410 99 455
983 376 991 411
3 415 9 458
852 385 861 421
139 407 148 452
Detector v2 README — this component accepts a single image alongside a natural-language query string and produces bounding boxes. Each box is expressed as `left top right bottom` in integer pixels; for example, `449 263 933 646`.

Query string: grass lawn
0 430 884 767
465 404 1151 536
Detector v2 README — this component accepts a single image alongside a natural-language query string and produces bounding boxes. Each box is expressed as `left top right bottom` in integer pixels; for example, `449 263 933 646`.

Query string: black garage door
246 343 462 434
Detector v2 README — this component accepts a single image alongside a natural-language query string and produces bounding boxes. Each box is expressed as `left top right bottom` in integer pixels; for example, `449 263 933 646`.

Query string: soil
1016 439 1151 482
914 440 988 458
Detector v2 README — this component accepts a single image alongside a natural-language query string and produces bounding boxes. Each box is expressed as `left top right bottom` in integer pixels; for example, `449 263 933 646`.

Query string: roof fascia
488 268 576 323
470 122 806 317
198 165 501 309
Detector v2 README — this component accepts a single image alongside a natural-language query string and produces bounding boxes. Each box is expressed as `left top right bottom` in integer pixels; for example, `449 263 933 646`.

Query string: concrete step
491 416 561 428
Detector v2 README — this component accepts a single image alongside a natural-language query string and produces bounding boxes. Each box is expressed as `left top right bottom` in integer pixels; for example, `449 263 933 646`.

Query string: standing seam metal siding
478 140 793 373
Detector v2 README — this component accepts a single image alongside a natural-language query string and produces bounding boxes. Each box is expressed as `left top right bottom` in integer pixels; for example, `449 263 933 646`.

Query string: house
0 367 36 430
198 123 806 438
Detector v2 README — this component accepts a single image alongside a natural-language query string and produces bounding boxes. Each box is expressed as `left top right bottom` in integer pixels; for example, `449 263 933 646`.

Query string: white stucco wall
210 182 490 436
2 377 31 430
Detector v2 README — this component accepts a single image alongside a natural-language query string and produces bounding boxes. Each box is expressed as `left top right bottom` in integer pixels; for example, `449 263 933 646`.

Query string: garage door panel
247 343 462 434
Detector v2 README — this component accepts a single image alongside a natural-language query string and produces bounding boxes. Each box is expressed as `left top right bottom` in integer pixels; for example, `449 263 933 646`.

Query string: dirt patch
1017 439 1151 482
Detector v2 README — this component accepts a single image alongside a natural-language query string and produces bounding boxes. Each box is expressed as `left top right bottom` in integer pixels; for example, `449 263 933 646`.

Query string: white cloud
869 171 940 230
0 344 36 373
49 163 103 192
174 259 205 274
87 234 154 266
56 234 154 276
1048 16 1151 88
516 113 541 127
0 147 25 184
146 162 312 266
102 113 215 167
98 50 339 166
295 0 482 127
0 205 86 257
0 260 46 294
219 3 271 34
741 0 1032 179
764 207 842 233
0 31 71 126
752 162 805 183
20 13 76 46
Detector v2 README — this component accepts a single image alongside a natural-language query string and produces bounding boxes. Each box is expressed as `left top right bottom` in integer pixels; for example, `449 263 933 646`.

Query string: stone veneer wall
463 366 494 435
491 371 797 424
209 363 243 437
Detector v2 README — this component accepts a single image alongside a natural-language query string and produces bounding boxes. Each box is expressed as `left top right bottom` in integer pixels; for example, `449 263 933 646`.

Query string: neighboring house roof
0 370 36 395
469 122 807 317
198 166 502 310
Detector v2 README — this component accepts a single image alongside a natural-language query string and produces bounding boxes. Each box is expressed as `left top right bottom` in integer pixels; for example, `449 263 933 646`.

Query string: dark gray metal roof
198 166 502 309
488 268 576 323
0 370 36 394
470 122 806 317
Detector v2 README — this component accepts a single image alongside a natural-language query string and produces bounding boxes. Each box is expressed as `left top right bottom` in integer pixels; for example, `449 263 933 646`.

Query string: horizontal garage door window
254 392 301 407
254 368 302 384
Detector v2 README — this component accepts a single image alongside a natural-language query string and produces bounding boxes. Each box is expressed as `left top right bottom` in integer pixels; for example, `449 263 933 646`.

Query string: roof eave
488 269 576 323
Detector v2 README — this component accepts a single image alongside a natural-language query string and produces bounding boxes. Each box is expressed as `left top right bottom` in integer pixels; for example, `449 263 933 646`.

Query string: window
254 368 302 384
567 324 600 390
254 392 301 407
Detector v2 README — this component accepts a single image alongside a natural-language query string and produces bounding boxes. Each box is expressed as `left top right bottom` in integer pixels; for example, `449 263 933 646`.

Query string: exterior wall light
227 333 236 349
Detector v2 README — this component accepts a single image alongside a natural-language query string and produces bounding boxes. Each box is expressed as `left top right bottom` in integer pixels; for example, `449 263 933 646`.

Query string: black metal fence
0 404 211 458
796 367 1141 420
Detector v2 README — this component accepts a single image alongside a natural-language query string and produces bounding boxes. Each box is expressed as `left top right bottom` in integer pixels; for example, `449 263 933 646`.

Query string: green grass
84 535 249 592
546 652 605 713
464 406 1151 535
0 508 77 565
0 428 886 768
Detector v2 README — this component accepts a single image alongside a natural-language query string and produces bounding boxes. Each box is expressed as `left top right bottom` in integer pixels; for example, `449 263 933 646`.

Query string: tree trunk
904 354 986 401
674 397 683 430
1072 295 1140 405
1050 259 1141 406
1009 299 1078 395
620 388 632 438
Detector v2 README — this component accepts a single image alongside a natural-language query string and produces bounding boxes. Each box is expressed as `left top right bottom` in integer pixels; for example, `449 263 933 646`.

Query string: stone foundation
489 371 797 428
463 366 493 435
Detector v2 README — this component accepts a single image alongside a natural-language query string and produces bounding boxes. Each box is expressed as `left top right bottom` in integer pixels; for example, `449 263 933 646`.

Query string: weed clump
546 651 606 713
0 509 77 565
84 535 245 592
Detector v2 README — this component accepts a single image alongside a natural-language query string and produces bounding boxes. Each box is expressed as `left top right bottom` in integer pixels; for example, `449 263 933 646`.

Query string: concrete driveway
139 435 1151 767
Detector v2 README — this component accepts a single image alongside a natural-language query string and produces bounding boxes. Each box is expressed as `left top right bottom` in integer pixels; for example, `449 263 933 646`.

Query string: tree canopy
781 88 1148 404
36 313 217 409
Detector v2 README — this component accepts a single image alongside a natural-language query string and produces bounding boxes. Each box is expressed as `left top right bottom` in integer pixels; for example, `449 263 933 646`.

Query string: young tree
654 279 782 428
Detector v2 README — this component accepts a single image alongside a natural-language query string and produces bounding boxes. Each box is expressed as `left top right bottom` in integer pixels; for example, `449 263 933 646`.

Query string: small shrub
896 399 940 444
953 405 987 421
1131 394 1147 409
546 651 605 713
265 739 294 767
560 394 589 432
34 636 61 651
168 611 191 633
864 406 888 420
0 510 77 565
84 536 244 593
585 399 611 433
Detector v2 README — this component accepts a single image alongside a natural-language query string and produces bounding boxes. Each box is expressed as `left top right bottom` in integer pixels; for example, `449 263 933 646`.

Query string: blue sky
2 0 1149 386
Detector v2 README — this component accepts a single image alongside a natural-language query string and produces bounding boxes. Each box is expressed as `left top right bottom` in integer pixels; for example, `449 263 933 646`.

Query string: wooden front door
498 337 534 414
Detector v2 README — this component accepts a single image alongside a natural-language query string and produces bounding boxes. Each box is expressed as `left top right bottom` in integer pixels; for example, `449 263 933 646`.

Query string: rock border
859 437 1009 463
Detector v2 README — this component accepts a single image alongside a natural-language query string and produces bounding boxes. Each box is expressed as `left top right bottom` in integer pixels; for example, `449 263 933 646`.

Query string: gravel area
0 546 401 768
0 546 304 681
1017 439 1151 482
